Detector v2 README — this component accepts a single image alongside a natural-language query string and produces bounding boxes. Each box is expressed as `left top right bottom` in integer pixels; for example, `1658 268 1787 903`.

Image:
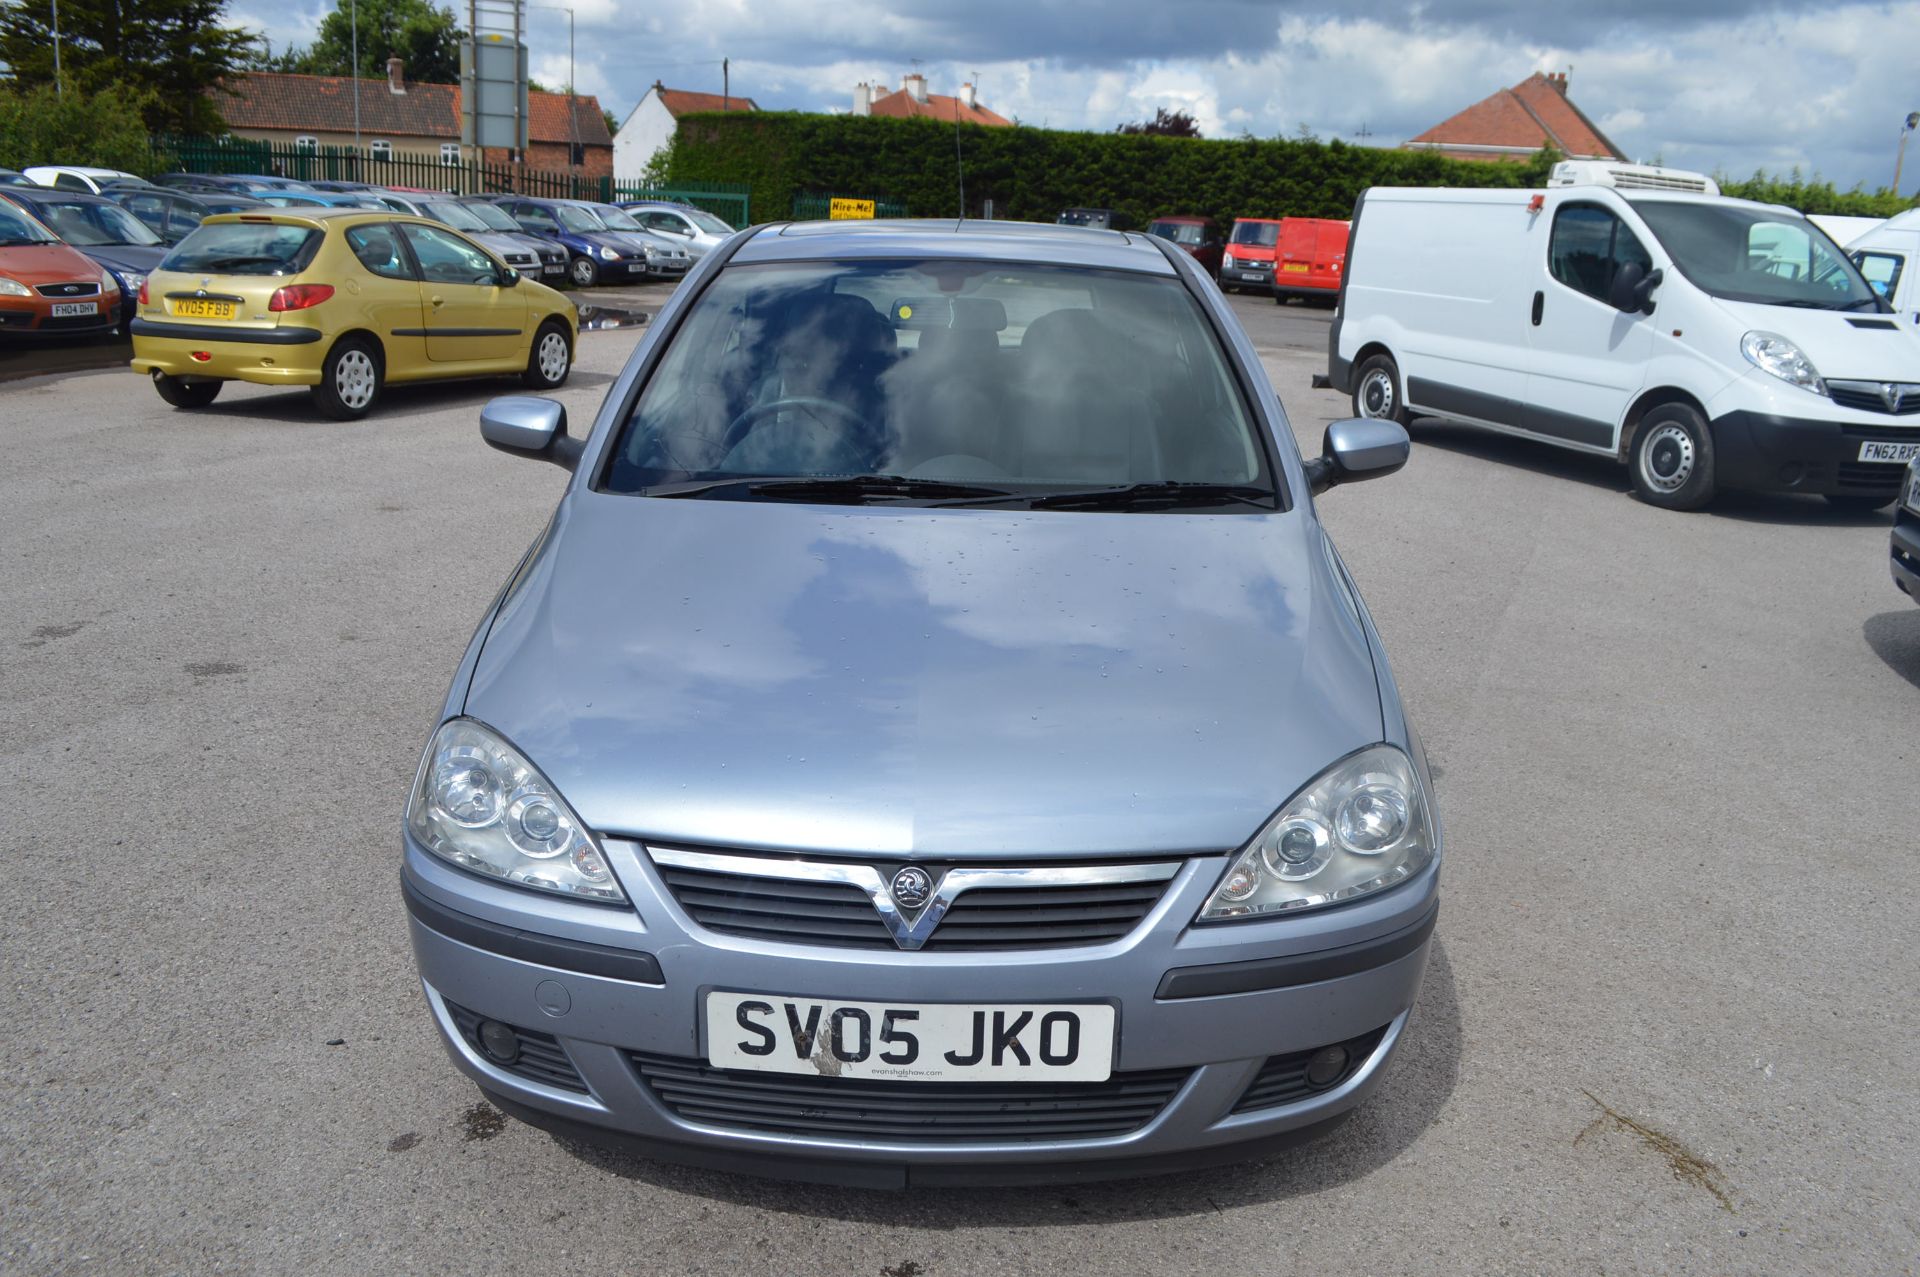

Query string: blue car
108 188 270 245
0 186 168 332
246 189 387 211
402 219 1434 1186
488 195 649 287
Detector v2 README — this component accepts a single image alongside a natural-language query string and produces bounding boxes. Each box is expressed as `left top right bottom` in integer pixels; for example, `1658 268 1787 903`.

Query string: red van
1270 216 1350 305
1219 217 1280 293
1146 215 1224 277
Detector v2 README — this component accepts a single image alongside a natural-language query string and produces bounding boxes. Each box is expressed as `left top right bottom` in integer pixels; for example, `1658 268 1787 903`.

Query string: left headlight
1198 744 1435 920
596 245 619 261
0 275 32 297
406 717 626 903
1741 331 1825 396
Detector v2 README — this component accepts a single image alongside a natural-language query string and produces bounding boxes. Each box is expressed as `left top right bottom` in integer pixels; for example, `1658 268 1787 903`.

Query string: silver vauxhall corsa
402 219 1437 1187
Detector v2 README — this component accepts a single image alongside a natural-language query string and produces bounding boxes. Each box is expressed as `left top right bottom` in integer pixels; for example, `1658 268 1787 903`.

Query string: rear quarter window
161 223 321 276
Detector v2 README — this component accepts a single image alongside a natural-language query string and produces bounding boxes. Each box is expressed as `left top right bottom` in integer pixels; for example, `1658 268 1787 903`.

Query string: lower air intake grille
631 1054 1190 1142
446 999 588 1093
1232 1026 1390 1113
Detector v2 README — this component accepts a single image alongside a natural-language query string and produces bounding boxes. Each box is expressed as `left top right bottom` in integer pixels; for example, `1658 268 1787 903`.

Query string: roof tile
1407 73 1622 160
216 72 611 147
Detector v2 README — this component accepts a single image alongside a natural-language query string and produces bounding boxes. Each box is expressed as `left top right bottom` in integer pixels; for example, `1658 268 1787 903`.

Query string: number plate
50 301 98 317
172 299 236 320
1858 440 1920 464
1281 262 1310 272
706 992 1115 1083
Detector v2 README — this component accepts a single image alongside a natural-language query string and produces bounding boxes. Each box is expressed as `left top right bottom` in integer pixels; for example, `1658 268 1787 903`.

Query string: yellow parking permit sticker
898 304 913 320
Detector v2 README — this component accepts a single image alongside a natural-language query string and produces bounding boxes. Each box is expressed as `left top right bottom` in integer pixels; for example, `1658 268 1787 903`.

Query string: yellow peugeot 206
130 208 577 419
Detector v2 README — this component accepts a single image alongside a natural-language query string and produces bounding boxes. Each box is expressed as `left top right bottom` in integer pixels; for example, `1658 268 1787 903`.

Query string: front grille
1836 463 1906 491
632 1053 1190 1142
1830 381 1920 416
1232 1025 1390 1113
445 999 589 1093
35 282 101 298
653 850 1177 951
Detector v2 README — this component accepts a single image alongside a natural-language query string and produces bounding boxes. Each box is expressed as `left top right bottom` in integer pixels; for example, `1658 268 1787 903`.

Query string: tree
1116 107 1201 139
0 84 162 172
272 0 463 85
603 108 619 138
0 0 260 135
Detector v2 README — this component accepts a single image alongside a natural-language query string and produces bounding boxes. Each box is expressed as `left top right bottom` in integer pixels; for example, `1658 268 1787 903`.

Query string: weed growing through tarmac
1576 1090 1735 1212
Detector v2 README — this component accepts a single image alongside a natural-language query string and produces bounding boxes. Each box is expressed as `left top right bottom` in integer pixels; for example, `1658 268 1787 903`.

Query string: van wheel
1352 354 1408 425
569 255 599 287
1629 404 1716 510
1823 492 1895 513
522 320 572 389
310 336 383 421
151 371 222 409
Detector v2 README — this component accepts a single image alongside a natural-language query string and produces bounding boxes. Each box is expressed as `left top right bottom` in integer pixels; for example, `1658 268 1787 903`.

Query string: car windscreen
555 204 603 232
685 208 734 234
0 202 60 245
424 202 489 231
160 222 321 276
1151 221 1206 246
32 199 164 247
604 258 1276 507
595 206 643 230
464 202 521 232
1629 199 1882 310
1229 222 1279 247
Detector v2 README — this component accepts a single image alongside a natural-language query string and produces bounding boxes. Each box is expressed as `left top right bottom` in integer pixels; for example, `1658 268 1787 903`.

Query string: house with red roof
1402 71 1625 163
217 61 613 177
615 82 759 182
853 74 1011 127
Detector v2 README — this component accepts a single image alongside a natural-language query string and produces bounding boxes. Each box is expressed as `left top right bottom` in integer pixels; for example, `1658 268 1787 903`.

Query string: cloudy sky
233 0 1919 190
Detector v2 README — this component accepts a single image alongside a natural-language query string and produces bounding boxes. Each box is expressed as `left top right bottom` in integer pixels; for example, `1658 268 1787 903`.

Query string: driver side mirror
480 396 580 470
499 267 520 287
1608 261 1663 314
1304 418 1410 495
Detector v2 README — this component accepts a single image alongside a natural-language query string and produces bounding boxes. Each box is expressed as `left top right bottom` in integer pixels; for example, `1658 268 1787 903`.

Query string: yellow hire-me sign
829 198 877 220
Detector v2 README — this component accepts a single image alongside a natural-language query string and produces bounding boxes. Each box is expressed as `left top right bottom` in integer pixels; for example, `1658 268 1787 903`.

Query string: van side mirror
1304 418 1410 494
1609 262 1663 314
480 396 580 470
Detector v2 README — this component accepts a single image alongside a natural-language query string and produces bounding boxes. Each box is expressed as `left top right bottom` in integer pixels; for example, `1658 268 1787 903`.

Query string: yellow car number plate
172 299 237 319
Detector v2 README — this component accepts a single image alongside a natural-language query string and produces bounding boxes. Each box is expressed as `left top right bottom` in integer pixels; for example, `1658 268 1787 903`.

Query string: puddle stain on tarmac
1576 1090 1736 1212
460 1100 507 1142
576 306 649 332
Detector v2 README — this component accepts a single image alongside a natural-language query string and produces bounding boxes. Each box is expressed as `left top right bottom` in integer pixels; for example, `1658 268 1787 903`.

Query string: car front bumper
1219 265 1272 289
1709 409 1919 496
402 835 1438 1187
1893 503 1920 602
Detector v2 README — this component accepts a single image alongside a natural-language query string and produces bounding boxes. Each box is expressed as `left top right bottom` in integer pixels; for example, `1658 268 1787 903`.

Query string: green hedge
0 84 167 175
663 111 1916 226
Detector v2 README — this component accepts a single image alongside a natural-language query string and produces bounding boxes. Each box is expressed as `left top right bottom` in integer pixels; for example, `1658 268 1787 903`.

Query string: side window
344 224 415 281
1549 203 1651 302
398 222 500 286
515 203 557 231
1853 251 1905 299
125 193 166 223
54 172 90 191
165 202 204 238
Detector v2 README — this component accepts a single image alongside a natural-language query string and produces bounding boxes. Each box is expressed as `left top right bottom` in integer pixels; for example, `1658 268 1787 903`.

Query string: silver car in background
369 192 545 280
402 219 1437 1186
616 200 737 260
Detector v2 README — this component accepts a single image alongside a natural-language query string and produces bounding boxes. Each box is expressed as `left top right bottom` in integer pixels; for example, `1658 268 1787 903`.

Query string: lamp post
1897 112 1920 196
351 0 361 178
51 0 62 97
530 4 577 181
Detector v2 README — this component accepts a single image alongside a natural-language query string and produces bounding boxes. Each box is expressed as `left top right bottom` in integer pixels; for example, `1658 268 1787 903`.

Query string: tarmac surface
2 283 1917 1274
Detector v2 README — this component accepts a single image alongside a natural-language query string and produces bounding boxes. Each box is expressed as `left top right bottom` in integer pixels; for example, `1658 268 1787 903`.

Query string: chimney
854 82 871 116
960 81 977 109
1548 70 1568 95
903 73 928 104
387 56 406 94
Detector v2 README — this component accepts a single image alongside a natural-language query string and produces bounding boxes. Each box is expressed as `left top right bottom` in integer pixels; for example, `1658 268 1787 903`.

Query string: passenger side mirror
1608 261 1663 314
499 267 520 287
480 396 580 470
1305 418 1410 495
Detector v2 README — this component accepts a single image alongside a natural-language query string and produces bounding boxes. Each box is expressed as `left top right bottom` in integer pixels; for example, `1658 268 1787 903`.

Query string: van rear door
1520 195 1655 452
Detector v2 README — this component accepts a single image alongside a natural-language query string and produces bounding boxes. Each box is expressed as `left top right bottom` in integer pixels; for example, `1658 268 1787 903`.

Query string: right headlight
596 244 619 261
406 717 625 903
1740 331 1826 396
1198 744 1435 920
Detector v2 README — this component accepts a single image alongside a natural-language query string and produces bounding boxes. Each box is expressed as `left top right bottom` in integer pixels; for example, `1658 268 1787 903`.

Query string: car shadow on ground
1409 419 1899 526
549 941 1464 1222
1864 610 1920 690
178 371 618 426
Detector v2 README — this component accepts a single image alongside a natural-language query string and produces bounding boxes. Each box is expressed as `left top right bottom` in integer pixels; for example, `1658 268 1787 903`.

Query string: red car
0 199 119 338
1218 217 1281 293
1270 216 1350 305
1146 215 1224 277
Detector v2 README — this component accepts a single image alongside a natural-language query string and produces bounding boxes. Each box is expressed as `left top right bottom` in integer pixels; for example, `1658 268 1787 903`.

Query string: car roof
24 165 135 178
733 218 1176 274
2 186 117 206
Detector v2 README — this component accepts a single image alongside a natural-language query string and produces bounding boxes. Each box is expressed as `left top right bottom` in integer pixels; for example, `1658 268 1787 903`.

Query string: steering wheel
722 396 872 452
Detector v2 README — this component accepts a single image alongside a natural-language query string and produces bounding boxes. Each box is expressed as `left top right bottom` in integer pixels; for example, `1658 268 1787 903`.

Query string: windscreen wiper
647 474 1018 504
1024 481 1277 511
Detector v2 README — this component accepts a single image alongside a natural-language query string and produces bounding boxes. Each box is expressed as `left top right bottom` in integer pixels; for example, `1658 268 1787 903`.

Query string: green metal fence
791 192 908 221
157 136 749 222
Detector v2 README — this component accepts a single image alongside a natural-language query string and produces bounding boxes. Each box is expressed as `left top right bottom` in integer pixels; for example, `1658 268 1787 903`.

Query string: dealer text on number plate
705 992 1115 1082
1859 440 1920 463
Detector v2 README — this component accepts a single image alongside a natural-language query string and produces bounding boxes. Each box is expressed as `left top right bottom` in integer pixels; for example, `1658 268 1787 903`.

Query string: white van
1328 165 1920 510
1849 209 1920 326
